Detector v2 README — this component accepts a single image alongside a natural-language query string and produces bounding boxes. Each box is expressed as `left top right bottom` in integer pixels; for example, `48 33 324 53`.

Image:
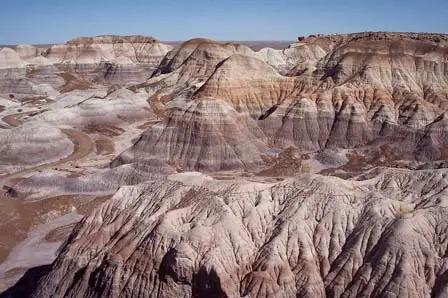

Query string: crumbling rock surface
30 169 448 298
117 32 448 172
2 32 448 298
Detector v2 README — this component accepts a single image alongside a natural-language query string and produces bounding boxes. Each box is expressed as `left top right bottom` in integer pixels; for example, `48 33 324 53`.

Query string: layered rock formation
1 32 448 298
0 124 73 174
44 35 172 85
0 35 173 97
31 170 448 298
114 98 267 172
113 32 448 173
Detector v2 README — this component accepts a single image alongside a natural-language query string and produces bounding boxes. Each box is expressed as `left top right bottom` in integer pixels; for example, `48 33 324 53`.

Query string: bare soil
82 124 125 137
320 144 417 179
0 193 111 264
2 112 30 127
44 223 78 243
58 73 92 93
95 139 115 155
257 147 309 177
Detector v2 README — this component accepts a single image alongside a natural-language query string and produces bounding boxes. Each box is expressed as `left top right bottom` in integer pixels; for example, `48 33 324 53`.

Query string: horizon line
2 30 447 46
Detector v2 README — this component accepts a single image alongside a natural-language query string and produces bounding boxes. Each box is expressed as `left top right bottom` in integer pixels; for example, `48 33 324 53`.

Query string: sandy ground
0 193 110 293
0 212 83 292
0 108 112 293
2 112 27 127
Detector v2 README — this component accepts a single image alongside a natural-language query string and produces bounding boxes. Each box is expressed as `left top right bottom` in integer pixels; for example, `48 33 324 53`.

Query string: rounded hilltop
2 31 448 298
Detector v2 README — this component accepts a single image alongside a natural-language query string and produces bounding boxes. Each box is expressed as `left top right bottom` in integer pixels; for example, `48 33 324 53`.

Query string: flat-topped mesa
304 32 448 99
0 35 174 95
66 35 159 45
299 31 448 45
45 34 170 63
40 35 173 86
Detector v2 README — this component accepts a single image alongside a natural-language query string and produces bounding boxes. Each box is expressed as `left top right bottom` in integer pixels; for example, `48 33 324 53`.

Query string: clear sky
1 0 447 44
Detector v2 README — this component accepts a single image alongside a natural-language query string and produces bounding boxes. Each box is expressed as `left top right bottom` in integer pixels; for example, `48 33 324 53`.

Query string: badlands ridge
0 32 447 298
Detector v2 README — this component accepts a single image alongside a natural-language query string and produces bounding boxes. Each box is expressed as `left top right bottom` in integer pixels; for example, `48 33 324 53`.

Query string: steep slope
30 169 448 298
0 48 35 95
2 32 448 298
257 42 327 75
122 32 448 173
0 48 25 69
193 54 302 118
15 44 46 61
140 38 259 102
114 98 267 172
153 38 255 80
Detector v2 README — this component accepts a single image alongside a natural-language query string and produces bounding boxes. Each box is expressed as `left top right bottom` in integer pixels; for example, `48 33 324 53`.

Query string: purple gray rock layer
114 33 448 174
1 32 447 298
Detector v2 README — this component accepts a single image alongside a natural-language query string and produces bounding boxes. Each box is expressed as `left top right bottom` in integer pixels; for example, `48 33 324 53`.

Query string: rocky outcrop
30 169 448 298
2 32 448 298
43 35 172 85
117 32 448 172
0 36 173 96
114 98 267 172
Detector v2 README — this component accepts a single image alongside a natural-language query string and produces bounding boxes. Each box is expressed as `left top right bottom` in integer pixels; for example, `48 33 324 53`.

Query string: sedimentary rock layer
31 169 448 298
117 32 448 172
0 35 173 96
2 32 448 298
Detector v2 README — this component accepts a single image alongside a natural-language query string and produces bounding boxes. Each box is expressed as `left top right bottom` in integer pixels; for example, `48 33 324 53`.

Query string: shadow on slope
0 265 51 298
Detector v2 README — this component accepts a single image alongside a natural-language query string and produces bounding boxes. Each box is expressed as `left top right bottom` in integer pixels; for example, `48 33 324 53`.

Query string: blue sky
1 0 447 44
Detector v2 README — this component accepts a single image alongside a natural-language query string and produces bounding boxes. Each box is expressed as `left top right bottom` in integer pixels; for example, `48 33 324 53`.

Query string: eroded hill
0 32 447 298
